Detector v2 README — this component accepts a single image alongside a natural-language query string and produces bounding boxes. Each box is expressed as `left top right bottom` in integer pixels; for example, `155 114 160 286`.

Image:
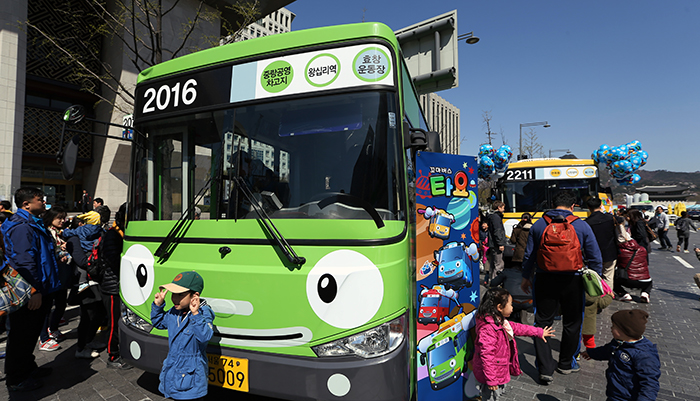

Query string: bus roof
507 158 597 169
138 22 398 84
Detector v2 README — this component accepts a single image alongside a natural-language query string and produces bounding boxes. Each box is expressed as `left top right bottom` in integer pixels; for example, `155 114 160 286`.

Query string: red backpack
537 214 584 272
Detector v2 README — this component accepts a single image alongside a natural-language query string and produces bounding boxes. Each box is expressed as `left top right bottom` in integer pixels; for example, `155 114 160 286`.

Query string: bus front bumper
120 320 410 401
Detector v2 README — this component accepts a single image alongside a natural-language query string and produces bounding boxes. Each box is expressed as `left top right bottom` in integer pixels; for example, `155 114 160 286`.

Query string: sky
286 1 700 172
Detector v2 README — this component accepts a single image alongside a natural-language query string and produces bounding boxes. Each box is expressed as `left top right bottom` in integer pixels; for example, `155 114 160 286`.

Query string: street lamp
458 31 480 45
519 121 551 160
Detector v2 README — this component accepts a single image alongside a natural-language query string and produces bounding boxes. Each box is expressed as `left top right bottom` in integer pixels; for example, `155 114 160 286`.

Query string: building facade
0 0 292 210
420 92 460 155
234 7 295 41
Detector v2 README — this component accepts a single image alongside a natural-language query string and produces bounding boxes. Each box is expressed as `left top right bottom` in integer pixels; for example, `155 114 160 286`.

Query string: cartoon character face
121 245 385 348
121 244 156 306
422 313 470 390
434 242 472 288
429 213 454 239
418 292 451 325
306 250 384 329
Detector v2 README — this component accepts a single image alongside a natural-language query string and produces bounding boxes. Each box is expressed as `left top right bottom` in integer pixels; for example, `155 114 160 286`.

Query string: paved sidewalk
2 240 700 400
492 242 700 401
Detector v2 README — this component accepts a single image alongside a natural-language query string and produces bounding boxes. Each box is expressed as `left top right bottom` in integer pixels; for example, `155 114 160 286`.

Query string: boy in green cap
152 271 215 400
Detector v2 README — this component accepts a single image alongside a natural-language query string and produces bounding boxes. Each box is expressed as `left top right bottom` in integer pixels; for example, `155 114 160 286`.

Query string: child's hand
190 293 200 315
154 288 167 306
541 326 555 343
580 351 591 360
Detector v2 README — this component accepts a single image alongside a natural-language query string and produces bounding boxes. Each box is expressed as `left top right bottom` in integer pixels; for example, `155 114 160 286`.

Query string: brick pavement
2 236 700 400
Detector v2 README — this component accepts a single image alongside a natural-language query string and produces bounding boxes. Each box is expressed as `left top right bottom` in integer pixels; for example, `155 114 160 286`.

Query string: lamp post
519 121 551 160
457 31 480 45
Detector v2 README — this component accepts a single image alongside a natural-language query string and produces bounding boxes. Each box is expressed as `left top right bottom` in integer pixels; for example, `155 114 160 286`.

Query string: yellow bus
494 158 612 241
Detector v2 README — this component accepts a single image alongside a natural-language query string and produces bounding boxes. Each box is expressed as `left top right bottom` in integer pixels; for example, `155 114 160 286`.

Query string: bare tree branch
26 22 135 105
170 0 205 58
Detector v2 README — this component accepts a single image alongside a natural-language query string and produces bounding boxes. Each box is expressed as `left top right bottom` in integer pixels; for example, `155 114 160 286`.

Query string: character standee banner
414 151 481 400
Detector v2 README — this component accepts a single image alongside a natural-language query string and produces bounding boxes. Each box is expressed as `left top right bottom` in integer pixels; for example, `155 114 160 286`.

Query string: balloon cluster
591 141 648 186
478 144 513 180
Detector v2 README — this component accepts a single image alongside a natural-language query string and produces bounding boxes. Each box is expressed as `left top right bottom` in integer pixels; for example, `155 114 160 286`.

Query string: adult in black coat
585 198 618 287
100 203 131 369
487 200 506 282
66 235 105 359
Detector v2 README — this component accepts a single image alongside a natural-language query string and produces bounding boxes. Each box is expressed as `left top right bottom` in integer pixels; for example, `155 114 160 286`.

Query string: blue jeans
657 229 672 248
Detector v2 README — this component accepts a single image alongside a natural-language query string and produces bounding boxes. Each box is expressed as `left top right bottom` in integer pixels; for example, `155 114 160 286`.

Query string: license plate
207 354 249 392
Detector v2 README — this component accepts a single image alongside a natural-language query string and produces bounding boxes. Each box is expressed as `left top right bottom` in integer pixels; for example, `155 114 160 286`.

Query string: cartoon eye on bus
418 285 459 325
435 242 473 288
418 206 455 240
418 310 476 391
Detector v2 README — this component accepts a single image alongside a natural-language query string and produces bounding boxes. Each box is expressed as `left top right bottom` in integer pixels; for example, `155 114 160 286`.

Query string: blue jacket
63 224 104 253
1 209 60 294
586 337 660 401
522 209 603 278
151 302 215 400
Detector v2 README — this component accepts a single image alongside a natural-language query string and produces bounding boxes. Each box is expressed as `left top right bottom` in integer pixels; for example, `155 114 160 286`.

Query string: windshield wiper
154 174 214 264
233 176 306 266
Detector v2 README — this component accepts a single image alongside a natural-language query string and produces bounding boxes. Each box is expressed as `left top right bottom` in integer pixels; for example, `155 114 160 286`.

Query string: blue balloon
629 155 642 170
627 140 642 152
479 155 494 169
479 144 495 158
499 145 513 159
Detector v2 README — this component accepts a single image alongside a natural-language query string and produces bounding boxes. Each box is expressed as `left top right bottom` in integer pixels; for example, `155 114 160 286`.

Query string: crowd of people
478 190 661 400
0 187 130 393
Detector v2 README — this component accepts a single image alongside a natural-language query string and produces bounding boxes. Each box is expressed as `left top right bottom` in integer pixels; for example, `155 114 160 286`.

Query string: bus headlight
121 304 153 333
312 314 405 359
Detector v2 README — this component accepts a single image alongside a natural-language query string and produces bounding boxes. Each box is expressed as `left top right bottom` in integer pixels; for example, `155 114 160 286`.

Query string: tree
25 0 261 114
521 128 545 159
482 110 496 145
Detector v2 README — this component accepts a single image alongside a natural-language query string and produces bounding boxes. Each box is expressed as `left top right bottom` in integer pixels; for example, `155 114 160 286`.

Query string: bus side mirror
403 123 442 153
59 135 80 180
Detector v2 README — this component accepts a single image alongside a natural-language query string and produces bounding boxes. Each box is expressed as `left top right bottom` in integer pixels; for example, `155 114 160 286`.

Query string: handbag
0 264 36 317
645 223 658 242
582 268 604 297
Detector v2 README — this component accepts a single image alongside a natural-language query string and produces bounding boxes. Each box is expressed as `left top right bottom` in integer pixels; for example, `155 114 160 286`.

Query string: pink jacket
472 315 543 386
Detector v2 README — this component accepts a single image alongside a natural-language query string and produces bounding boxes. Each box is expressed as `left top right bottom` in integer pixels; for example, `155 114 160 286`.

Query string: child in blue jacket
152 271 215 400
582 309 660 401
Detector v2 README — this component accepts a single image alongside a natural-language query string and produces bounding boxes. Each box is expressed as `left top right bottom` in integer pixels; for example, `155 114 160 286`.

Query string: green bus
119 22 435 400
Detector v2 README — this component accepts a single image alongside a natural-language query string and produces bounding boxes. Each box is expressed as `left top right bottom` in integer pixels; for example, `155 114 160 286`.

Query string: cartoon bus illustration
418 285 459 325
435 242 473 288
418 206 456 239
418 310 476 391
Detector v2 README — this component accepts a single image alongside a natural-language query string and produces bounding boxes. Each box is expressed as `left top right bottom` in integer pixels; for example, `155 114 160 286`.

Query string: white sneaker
75 348 100 359
38 339 61 351
684 250 690 253
619 293 633 302
641 292 650 303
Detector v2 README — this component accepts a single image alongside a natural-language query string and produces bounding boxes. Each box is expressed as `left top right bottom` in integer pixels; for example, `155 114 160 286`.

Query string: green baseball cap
160 271 204 294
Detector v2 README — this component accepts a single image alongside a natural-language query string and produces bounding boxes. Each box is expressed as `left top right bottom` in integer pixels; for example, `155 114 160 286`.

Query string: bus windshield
131 91 404 222
501 178 598 213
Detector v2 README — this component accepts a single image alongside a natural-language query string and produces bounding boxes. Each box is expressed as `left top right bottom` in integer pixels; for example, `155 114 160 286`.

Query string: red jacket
617 239 650 281
472 315 543 386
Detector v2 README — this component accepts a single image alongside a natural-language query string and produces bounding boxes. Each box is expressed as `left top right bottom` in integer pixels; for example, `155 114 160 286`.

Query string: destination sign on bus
504 166 597 181
135 43 395 120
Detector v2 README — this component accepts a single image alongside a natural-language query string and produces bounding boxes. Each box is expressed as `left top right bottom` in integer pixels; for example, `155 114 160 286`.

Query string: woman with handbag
616 213 653 303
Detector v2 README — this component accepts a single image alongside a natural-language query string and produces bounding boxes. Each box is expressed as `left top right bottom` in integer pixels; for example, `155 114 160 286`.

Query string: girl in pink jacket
473 288 555 400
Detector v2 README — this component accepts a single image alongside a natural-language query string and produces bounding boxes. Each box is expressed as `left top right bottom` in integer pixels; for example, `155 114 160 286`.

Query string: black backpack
676 218 690 232
86 233 108 283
